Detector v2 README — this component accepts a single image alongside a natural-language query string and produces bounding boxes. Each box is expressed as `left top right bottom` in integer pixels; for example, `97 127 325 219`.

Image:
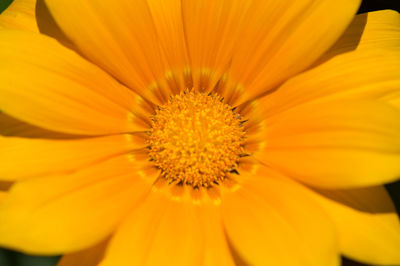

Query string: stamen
148 90 246 189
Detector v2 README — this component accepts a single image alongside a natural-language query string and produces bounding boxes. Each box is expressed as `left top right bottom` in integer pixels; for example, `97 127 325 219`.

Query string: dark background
0 0 399 265
0 0 12 12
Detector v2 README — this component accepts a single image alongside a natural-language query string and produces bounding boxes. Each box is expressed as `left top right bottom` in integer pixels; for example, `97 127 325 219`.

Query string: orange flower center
148 91 246 188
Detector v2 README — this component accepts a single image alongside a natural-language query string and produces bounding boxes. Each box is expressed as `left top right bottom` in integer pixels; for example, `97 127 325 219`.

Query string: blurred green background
0 0 399 265
0 249 59 266
0 0 11 12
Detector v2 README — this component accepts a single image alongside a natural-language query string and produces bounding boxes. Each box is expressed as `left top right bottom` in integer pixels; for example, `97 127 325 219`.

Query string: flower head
0 0 400 265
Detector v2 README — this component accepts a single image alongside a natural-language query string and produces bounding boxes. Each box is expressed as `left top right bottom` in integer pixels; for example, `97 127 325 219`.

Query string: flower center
148 91 246 188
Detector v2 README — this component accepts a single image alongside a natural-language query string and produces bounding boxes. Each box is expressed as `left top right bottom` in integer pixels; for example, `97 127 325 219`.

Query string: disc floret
148 91 246 188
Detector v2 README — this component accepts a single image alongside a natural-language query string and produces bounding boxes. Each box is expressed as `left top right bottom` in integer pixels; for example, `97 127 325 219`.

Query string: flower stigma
148 91 247 189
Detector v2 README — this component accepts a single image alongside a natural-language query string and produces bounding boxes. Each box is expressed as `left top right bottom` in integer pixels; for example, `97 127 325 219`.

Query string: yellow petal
180 0 254 95
0 191 5 201
44 0 169 100
0 111 74 138
307 185 400 265
182 0 359 101
262 49 400 116
45 0 360 102
197 204 235 266
58 238 109 266
260 100 400 188
222 166 339 266
0 155 151 254
0 30 145 135
0 183 11 209
146 0 188 71
0 134 143 181
227 0 360 100
0 0 73 48
100 193 203 266
321 10 400 62
35 0 74 48
0 181 12 192
0 0 38 31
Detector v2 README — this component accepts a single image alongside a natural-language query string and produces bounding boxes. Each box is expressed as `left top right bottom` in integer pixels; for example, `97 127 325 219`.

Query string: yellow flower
1 0 400 265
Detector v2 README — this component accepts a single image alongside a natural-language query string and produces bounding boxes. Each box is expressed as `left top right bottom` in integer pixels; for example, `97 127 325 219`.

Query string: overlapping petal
100 194 203 266
197 205 236 266
0 134 144 180
0 111 75 138
307 185 400 265
262 49 400 116
0 0 38 31
44 0 360 103
0 181 11 192
222 166 339 266
321 9 400 62
226 0 360 100
0 0 74 48
35 0 73 48
44 0 168 100
0 30 144 135
259 100 400 188
0 155 152 254
0 1 398 265
58 238 109 266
